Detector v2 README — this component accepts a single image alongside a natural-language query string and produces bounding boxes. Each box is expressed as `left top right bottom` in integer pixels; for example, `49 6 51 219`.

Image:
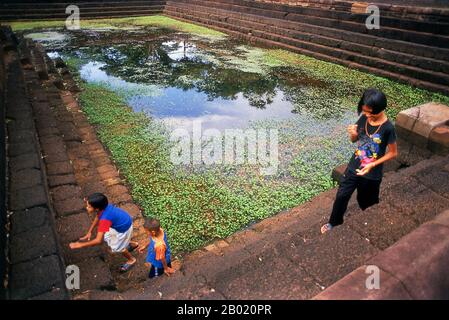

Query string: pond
20 18 449 253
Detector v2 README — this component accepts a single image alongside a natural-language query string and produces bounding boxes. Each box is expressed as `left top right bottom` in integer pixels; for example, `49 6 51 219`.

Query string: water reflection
80 60 294 130
42 31 346 130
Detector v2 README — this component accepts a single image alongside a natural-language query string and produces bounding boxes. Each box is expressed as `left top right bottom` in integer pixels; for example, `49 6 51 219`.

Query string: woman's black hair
87 193 108 210
357 88 387 115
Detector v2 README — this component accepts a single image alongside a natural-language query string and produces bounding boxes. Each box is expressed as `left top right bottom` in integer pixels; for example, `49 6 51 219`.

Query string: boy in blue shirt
69 193 139 272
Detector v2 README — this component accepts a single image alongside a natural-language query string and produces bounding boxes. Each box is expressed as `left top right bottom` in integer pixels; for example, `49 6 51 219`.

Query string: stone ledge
313 210 449 299
9 168 43 191
396 102 449 153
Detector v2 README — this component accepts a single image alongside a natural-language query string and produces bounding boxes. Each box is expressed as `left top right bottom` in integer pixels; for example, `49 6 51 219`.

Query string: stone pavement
82 154 449 300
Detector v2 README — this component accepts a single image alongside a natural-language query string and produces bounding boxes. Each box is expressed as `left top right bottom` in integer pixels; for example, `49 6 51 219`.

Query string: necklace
365 118 385 138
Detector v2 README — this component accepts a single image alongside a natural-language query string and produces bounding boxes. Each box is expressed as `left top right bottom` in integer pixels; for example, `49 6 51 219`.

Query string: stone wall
1 26 69 300
0 27 7 301
0 0 166 21
255 0 449 6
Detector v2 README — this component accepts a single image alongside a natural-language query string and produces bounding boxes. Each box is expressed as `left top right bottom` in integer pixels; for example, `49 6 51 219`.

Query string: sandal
127 243 139 253
321 223 333 234
119 261 136 273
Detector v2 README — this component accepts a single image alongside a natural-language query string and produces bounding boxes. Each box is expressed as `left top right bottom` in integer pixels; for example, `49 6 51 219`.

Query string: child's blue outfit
146 229 172 278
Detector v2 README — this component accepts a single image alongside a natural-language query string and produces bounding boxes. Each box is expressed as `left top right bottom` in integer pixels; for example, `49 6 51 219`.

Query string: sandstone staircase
0 0 166 21
163 0 449 95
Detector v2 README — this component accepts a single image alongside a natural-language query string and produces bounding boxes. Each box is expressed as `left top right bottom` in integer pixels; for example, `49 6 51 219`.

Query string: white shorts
104 225 133 253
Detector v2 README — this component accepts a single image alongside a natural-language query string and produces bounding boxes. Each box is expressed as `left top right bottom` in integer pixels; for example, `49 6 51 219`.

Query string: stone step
166 1 449 62
167 0 449 48
166 3 449 75
0 5 165 14
195 0 449 22
165 9 449 94
0 1 165 9
196 157 449 298
1 10 164 20
179 0 449 34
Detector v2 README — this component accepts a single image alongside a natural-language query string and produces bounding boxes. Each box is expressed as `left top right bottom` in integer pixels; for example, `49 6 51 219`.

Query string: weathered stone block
7 129 35 144
9 255 65 300
76 257 116 291
8 141 37 157
396 102 449 143
10 206 51 235
56 213 105 264
10 168 43 191
54 197 85 217
9 185 47 211
9 152 40 172
428 125 449 155
46 161 74 176
50 185 82 202
119 203 141 219
47 174 77 188
368 223 449 299
313 265 412 300
10 225 58 264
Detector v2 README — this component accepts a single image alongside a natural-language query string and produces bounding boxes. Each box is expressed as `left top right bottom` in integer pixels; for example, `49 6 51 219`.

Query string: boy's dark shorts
149 262 172 278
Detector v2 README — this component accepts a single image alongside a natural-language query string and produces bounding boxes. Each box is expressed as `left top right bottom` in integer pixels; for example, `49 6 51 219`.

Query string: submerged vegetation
24 17 449 253
261 49 449 120
78 81 343 253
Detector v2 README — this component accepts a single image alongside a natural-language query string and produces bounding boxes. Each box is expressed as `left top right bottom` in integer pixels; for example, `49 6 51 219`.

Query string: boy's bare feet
320 223 333 234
